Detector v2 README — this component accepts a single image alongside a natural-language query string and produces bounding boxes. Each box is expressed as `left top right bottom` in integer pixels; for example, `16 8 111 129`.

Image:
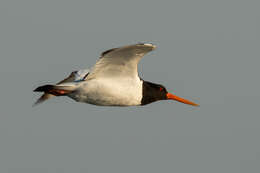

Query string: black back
141 81 168 105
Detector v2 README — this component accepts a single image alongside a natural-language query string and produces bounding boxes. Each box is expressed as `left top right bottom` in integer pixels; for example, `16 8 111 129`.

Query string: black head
141 81 199 106
141 81 168 105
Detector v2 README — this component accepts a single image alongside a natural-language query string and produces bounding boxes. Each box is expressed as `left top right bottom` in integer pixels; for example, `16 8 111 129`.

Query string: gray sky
1 0 260 173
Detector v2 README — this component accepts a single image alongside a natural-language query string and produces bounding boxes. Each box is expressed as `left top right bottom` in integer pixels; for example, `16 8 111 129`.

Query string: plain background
1 0 260 172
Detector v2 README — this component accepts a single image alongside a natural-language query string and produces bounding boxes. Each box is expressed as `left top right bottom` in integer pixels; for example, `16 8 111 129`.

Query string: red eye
159 87 163 91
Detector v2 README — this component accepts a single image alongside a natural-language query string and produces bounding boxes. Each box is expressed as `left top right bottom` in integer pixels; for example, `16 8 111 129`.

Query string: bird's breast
69 78 143 106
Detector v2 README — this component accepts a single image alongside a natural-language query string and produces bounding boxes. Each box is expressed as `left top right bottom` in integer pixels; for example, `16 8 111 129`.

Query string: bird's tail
33 84 75 106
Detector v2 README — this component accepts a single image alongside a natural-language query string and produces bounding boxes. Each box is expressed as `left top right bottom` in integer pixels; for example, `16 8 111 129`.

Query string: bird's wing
72 69 90 82
57 69 90 84
85 43 156 80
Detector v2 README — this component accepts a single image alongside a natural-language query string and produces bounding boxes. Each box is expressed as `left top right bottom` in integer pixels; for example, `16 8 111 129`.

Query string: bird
33 43 199 107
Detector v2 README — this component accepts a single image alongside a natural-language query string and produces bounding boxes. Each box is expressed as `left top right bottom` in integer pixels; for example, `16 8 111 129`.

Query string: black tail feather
34 85 54 92
34 84 72 96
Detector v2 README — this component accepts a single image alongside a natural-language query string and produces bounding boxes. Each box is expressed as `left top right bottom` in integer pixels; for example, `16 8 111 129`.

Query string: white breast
69 77 143 106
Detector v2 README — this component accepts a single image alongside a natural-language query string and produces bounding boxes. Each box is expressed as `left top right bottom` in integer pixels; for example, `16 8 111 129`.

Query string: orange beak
166 92 199 107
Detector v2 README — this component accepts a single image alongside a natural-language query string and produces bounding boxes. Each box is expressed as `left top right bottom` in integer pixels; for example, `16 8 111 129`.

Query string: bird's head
141 81 199 106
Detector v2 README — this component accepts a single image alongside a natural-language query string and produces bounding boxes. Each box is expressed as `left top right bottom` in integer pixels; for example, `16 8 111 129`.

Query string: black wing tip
32 99 42 107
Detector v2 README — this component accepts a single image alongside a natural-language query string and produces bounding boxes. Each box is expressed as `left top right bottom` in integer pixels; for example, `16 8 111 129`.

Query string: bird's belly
68 79 143 106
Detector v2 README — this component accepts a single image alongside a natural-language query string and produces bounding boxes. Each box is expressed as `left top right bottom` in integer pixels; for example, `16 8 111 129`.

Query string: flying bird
34 43 199 107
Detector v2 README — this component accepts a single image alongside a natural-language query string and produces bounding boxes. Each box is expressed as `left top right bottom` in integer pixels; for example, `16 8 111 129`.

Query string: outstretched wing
86 43 156 80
